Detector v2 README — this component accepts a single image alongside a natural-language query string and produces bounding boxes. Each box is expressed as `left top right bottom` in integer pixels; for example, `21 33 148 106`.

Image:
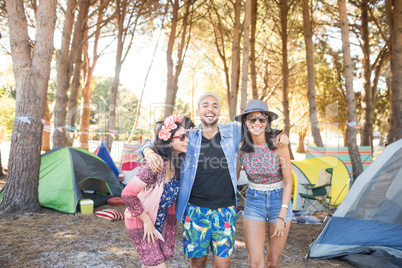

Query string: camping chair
299 168 333 218
237 169 249 202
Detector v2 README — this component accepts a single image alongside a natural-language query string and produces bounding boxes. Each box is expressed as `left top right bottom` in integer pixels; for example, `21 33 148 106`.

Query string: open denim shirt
139 123 242 222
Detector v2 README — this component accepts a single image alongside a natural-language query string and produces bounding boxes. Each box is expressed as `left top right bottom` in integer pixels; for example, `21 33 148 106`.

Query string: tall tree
338 0 363 179
302 0 324 147
107 0 129 151
240 0 252 111
0 0 57 212
66 0 90 146
229 0 242 120
386 0 402 144
360 0 373 148
206 0 233 112
279 0 290 139
79 0 110 150
41 97 51 151
53 0 76 149
276 0 296 160
250 0 258 99
0 151 3 176
164 0 194 117
165 0 179 118
106 0 151 151
371 46 388 109
130 13 166 142
327 44 349 146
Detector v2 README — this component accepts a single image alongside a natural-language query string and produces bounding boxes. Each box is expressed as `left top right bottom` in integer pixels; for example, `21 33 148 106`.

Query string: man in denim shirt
140 92 288 268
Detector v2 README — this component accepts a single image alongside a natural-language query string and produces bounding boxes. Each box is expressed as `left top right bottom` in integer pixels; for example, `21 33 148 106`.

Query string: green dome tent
39 146 122 213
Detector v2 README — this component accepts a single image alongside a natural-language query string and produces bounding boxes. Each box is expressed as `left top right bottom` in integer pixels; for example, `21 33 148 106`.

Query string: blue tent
308 139 402 266
94 140 119 178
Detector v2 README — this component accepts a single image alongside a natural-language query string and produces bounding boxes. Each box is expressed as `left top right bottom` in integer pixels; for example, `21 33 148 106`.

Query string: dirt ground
0 173 353 268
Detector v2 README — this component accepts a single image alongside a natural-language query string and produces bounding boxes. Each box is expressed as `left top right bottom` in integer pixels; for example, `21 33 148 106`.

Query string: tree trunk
53 0 76 149
387 0 402 144
165 0 179 117
302 0 324 147
250 0 258 99
240 0 252 112
168 0 192 118
41 97 51 152
0 161 2 177
371 47 388 109
229 0 241 120
106 0 128 151
79 67 95 150
208 3 231 108
106 0 146 150
296 128 307 153
106 68 121 152
0 0 57 212
280 0 289 137
343 124 348 147
338 0 363 180
0 146 3 176
66 0 90 146
360 0 373 148
279 0 294 159
79 3 104 150
130 15 165 142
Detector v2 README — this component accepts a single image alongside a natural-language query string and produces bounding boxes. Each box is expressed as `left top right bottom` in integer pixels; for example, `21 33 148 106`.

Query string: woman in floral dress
122 115 188 267
236 100 293 268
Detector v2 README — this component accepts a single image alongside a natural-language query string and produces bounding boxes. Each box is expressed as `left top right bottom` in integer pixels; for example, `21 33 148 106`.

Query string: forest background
0 0 401 212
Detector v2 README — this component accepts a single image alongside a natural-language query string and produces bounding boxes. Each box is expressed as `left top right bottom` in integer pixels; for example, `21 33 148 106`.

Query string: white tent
308 139 402 266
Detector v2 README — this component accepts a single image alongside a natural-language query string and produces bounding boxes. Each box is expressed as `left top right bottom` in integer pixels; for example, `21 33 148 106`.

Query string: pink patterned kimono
121 162 178 266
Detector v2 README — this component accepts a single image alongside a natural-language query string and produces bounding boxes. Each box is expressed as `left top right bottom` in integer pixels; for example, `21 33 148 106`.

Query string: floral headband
158 115 182 141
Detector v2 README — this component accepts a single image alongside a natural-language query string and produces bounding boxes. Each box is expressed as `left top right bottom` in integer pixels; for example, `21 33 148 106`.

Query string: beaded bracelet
277 217 286 227
144 149 155 159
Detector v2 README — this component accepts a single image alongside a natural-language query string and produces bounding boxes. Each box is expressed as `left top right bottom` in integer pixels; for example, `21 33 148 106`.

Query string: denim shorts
244 188 292 222
182 204 237 258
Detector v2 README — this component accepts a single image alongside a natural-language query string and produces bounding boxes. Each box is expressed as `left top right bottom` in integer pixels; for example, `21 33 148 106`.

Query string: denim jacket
139 123 242 222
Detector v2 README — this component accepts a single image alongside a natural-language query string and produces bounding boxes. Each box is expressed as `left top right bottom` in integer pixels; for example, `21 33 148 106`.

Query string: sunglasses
246 115 268 124
172 133 187 142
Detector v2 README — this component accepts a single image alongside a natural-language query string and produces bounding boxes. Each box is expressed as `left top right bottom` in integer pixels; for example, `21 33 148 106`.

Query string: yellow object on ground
80 199 94 214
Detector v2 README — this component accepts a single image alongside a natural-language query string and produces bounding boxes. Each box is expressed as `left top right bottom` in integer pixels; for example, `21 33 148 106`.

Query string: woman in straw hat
236 100 292 268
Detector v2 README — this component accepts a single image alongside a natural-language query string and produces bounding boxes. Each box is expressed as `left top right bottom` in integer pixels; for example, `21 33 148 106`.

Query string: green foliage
0 0 392 145
0 69 16 100
0 95 15 139
89 76 139 137
314 40 348 132
174 98 192 119
0 84 16 99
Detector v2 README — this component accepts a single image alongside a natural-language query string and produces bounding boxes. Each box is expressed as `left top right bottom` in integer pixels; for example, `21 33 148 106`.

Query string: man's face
196 96 220 126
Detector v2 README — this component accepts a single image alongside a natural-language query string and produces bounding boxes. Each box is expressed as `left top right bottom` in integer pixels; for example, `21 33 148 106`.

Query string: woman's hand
144 149 163 173
275 132 289 148
143 219 158 243
271 217 286 237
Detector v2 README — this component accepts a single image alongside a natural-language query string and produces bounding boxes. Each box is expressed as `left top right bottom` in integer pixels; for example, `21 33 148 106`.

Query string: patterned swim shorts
182 204 237 258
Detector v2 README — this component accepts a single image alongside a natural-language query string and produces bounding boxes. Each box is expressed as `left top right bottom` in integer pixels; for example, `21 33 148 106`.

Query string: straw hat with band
235 100 278 122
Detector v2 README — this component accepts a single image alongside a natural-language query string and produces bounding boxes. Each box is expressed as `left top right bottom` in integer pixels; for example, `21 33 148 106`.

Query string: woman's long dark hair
152 121 184 176
240 115 277 153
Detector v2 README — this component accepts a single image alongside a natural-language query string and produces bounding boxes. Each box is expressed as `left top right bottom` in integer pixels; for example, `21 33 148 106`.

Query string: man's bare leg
191 255 208 268
213 255 230 268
